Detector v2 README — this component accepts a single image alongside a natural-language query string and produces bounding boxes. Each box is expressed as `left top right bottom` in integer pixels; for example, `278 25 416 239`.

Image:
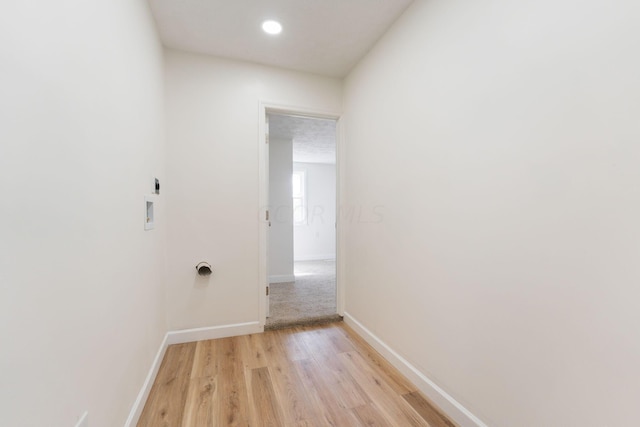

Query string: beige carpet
266 259 340 330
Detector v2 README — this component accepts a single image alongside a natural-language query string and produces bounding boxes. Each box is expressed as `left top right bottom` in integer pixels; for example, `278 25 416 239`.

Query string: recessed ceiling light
262 20 282 35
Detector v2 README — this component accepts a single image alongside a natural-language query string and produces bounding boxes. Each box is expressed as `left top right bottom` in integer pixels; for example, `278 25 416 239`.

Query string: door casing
258 101 344 327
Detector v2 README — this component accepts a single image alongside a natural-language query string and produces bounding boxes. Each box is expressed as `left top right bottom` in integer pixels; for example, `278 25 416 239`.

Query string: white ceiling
147 0 414 77
269 114 336 164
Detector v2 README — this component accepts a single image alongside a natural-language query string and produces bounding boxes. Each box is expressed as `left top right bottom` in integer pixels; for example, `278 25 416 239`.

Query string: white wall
269 138 294 282
294 162 336 261
343 0 640 426
164 50 341 330
0 1 167 426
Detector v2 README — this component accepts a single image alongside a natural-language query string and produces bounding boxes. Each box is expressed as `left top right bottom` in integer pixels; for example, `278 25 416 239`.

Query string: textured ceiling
147 0 414 77
268 114 336 164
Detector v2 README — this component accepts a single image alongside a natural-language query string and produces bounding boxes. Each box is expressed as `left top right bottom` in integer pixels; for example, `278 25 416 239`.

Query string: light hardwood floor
137 321 456 427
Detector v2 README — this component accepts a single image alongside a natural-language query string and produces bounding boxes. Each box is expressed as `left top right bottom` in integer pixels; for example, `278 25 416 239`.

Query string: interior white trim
335 117 346 316
343 312 489 427
294 254 336 261
74 411 88 427
259 103 269 326
269 274 296 283
124 334 169 427
166 321 263 345
125 321 263 426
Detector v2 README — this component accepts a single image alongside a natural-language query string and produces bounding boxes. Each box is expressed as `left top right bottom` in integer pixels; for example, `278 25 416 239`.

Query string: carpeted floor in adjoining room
266 259 340 330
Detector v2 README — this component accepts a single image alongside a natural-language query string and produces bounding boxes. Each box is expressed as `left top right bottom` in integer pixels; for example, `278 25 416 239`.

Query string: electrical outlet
75 411 88 427
152 176 160 195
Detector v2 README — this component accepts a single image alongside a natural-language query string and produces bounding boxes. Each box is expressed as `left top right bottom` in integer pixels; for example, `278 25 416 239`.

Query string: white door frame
258 101 345 328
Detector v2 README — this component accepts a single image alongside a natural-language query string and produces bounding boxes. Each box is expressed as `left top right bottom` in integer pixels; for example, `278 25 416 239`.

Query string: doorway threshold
265 314 343 331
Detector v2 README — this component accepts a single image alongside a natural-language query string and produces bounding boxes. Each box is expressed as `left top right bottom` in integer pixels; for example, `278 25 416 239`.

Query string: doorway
265 112 339 329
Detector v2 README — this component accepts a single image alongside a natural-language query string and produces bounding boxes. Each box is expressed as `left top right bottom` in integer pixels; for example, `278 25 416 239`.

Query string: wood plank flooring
138 322 456 427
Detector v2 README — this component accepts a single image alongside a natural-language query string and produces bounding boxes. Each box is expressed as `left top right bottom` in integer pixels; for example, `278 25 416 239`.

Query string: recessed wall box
145 195 155 230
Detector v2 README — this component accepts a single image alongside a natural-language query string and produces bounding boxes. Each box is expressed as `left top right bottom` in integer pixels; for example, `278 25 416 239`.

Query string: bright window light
262 20 282 35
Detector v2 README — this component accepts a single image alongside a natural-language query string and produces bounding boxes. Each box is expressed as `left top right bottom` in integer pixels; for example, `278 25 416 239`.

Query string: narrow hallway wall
164 50 341 330
0 1 168 425
343 0 640 425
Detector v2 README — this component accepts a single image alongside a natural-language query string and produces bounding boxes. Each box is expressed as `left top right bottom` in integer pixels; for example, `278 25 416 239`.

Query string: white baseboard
125 321 263 426
269 274 295 284
343 313 488 427
294 254 336 261
74 411 88 427
124 333 169 427
166 321 263 345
